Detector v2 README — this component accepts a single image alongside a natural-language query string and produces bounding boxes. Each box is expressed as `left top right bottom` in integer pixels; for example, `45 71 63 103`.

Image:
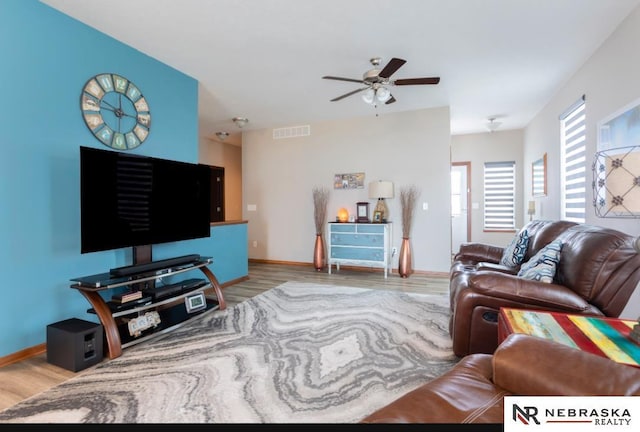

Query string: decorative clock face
80 73 151 150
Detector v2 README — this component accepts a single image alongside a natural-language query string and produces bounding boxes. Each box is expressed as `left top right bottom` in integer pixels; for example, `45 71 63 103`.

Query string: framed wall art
532 153 547 197
593 98 640 218
334 172 365 189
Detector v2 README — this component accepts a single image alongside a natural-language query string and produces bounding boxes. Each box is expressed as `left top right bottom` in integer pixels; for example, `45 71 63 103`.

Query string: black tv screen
80 146 211 254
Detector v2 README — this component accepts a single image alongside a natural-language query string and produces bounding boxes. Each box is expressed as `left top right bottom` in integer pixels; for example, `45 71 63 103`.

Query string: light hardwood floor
0 261 449 411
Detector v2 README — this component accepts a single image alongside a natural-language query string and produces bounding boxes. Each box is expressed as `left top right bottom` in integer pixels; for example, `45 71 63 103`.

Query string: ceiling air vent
273 125 310 139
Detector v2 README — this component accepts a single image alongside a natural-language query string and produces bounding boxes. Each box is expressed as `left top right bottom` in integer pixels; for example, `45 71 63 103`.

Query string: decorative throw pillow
517 239 563 283
499 229 530 268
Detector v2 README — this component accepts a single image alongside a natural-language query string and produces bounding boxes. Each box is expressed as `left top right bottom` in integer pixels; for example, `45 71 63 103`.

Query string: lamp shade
376 87 391 102
233 117 249 128
368 181 394 199
362 88 375 104
486 117 502 132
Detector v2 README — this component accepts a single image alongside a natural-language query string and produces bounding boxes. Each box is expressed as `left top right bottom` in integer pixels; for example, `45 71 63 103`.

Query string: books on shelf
112 290 143 303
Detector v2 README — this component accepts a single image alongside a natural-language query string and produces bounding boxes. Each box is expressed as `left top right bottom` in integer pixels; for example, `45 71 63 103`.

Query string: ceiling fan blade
322 76 365 84
394 77 440 86
330 86 370 102
378 58 406 79
385 95 396 105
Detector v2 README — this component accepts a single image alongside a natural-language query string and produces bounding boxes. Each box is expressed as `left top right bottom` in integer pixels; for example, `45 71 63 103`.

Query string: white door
451 163 470 255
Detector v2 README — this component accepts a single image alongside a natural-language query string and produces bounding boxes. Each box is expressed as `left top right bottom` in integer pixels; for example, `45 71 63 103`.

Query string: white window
483 161 516 231
560 96 586 223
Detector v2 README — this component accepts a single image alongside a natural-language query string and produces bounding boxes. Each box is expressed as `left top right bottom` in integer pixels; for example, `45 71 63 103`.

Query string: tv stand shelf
117 296 219 349
70 255 227 359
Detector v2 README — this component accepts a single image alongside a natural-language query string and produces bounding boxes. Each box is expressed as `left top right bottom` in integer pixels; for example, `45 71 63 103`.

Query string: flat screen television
80 146 211 254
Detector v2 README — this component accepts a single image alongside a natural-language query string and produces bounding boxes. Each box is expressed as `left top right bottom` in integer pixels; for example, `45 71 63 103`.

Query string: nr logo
513 405 541 425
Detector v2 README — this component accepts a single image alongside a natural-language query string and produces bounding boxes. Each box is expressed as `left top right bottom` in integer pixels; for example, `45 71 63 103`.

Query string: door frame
209 165 225 222
451 161 472 244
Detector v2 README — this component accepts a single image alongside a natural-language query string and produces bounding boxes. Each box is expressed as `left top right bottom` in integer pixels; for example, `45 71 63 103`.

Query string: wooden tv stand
70 256 226 359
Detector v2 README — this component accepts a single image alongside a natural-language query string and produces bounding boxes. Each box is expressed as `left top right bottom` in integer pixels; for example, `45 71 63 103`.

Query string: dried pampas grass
313 186 330 234
400 185 420 238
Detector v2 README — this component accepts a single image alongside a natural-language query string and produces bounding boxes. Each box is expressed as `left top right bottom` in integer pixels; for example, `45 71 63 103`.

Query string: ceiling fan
322 57 440 105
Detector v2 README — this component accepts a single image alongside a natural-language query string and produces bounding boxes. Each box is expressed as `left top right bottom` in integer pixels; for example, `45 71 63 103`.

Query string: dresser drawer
330 233 383 247
329 224 356 233
355 224 385 234
330 246 384 262
328 223 385 234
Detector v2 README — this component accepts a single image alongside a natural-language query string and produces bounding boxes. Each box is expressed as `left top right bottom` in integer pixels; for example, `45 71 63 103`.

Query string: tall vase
398 237 412 278
313 233 325 271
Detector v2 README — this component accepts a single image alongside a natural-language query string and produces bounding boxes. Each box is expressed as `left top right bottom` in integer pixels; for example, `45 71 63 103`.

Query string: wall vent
273 125 310 139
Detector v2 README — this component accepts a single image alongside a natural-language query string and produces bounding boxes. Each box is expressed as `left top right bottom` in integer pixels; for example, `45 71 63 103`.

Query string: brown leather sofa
361 334 640 424
450 219 577 280
449 222 640 357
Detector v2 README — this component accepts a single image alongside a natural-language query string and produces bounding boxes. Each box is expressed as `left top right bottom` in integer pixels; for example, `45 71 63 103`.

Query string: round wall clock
80 73 151 150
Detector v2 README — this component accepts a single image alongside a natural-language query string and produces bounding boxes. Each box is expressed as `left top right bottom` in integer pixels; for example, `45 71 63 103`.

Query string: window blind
560 97 586 223
484 161 516 230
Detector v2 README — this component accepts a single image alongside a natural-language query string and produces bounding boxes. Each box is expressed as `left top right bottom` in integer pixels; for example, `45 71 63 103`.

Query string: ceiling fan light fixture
376 86 391 102
324 57 440 105
362 88 375 104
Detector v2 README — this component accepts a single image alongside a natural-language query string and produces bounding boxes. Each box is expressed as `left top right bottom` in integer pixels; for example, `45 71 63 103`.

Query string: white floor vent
273 125 310 139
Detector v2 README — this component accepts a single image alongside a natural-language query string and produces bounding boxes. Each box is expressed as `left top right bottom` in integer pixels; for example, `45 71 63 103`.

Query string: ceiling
42 0 640 140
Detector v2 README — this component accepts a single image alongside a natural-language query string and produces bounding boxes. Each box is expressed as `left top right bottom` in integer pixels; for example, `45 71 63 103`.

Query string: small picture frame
185 292 207 313
373 211 382 223
356 202 370 223
532 153 547 197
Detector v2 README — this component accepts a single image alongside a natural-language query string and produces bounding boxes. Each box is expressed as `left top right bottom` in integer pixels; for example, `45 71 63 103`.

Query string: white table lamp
368 181 394 222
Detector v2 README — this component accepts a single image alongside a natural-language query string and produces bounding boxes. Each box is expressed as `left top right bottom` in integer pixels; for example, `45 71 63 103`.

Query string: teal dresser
327 222 392 278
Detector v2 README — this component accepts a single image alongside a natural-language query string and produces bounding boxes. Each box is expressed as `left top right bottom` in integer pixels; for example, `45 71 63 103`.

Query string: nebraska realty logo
504 396 638 431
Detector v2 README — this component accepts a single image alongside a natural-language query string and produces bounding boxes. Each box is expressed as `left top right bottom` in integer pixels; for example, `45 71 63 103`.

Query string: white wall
451 129 525 248
241 107 453 273
524 5 640 235
524 5 640 318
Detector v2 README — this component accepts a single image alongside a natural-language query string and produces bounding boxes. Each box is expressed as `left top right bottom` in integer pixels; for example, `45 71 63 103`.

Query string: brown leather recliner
450 219 577 281
449 223 640 357
361 334 640 424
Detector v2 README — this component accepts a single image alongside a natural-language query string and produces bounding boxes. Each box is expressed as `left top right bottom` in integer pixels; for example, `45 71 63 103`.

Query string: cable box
143 278 207 300
104 296 153 312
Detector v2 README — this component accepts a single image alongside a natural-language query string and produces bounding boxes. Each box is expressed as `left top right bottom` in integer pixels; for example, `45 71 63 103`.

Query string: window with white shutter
560 96 586 223
483 161 516 231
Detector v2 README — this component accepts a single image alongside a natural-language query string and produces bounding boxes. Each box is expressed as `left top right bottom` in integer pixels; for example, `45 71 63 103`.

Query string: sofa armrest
454 243 504 264
467 271 600 313
493 334 640 395
475 262 517 274
361 353 504 423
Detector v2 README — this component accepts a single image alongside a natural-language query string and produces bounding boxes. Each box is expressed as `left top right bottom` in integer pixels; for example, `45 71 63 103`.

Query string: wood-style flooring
0 261 449 412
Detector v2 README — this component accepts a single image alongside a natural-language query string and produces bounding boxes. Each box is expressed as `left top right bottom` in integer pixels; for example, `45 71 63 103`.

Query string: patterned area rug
0 282 457 423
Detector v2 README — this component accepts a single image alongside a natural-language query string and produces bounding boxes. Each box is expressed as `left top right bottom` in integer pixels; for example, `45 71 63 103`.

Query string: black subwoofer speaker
46 318 103 372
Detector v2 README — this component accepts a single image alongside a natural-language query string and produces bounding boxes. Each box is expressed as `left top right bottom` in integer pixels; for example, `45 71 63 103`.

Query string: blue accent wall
0 0 247 357
155 224 249 285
